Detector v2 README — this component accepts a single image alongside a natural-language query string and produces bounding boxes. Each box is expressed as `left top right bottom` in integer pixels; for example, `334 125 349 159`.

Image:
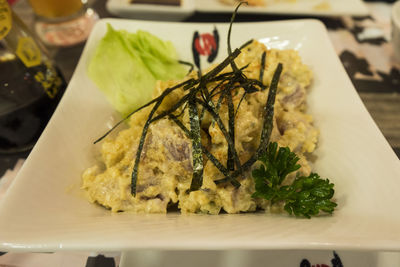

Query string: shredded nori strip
234 51 267 118
195 98 242 172
188 97 204 191
179 60 195 74
169 115 240 188
131 97 164 195
214 63 283 185
227 2 247 73
94 77 197 144
259 51 267 88
256 63 283 155
226 81 235 171
150 91 194 123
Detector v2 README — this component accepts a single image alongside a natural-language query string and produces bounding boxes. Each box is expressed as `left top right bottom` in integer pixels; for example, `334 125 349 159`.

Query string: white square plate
195 0 369 17
0 19 399 252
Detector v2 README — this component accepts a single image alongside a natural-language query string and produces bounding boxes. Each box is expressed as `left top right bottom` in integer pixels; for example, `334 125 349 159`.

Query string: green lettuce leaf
88 24 187 116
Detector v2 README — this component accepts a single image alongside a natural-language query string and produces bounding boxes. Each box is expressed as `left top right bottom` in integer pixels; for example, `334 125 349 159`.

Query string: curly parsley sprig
252 142 337 218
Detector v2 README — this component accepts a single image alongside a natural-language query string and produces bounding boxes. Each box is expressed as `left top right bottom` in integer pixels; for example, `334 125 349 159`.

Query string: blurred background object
27 0 98 46
0 1 66 154
392 0 400 62
28 0 84 18
106 0 194 21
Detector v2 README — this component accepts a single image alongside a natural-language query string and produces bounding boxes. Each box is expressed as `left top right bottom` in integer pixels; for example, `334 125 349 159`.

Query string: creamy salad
81 40 318 214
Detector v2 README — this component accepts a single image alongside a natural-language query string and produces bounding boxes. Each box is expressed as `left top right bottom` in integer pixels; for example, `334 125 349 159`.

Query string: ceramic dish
195 0 369 16
106 0 195 21
107 0 369 18
0 19 399 252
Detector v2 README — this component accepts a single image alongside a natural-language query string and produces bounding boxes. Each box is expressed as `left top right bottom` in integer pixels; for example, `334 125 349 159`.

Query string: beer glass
27 0 98 46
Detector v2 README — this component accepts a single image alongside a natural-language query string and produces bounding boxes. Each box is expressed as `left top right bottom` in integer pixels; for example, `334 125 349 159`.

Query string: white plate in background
0 19 399 252
106 0 195 21
106 0 369 19
195 0 369 16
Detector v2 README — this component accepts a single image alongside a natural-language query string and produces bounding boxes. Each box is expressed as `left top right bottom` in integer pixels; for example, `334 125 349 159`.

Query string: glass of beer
27 0 98 47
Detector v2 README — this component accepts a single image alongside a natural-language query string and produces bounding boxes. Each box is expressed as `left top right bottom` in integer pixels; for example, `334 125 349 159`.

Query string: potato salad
81 40 319 215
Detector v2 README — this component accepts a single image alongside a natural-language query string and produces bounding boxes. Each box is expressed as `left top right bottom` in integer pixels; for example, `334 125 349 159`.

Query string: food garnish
252 142 337 218
88 24 186 116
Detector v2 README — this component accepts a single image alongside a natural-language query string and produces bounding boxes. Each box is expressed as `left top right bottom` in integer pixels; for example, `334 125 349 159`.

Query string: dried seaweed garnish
227 1 247 73
234 51 266 116
169 115 240 188
214 63 283 185
131 97 164 195
256 63 283 155
195 98 242 173
198 77 229 120
259 51 267 88
94 77 197 144
179 60 195 74
188 97 204 191
150 91 194 123
226 81 235 171
95 2 283 196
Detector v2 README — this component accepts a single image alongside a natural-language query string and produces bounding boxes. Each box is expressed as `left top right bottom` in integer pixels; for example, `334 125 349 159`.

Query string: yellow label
16 36 41 68
34 62 63 99
0 0 11 40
